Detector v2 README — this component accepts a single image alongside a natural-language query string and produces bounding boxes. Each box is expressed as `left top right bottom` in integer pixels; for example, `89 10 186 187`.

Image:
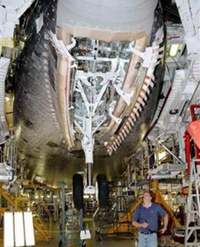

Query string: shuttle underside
14 0 164 186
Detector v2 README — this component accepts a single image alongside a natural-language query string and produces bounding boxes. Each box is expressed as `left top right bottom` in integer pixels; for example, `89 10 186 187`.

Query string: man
132 191 168 247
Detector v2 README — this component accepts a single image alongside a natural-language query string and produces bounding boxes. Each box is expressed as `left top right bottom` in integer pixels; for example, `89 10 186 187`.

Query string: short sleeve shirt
133 203 167 233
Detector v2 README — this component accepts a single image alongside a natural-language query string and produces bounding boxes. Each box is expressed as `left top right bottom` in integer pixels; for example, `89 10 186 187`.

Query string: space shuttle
0 0 199 209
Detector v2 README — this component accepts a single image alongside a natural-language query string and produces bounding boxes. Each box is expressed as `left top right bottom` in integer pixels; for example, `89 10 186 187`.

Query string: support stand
59 182 84 247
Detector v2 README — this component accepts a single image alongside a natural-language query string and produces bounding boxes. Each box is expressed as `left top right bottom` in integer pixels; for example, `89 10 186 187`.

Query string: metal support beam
112 82 132 106
87 163 93 187
158 140 185 165
59 181 66 246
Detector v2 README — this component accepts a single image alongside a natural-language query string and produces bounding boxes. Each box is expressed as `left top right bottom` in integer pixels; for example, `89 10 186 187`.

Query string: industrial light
4 212 14 247
4 212 35 247
5 96 11 102
14 212 25 247
169 44 179 57
66 191 72 195
24 212 35 246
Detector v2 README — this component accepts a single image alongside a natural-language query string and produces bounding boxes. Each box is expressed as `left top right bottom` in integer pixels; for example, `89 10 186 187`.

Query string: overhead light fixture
169 44 179 57
84 194 89 199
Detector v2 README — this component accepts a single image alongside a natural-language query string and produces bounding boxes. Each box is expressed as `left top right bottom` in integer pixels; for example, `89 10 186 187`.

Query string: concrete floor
35 218 184 247
36 237 135 247
35 233 183 247
35 217 135 247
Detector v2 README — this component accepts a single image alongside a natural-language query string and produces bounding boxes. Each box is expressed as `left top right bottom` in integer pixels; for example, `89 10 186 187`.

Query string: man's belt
140 231 157 235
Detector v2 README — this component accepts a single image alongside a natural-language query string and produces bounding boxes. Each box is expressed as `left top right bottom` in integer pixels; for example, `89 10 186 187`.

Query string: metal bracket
75 77 110 117
66 37 76 51
108 101 122 124
49 31 75 61
75 117 94 164
129 42 154 68
112 79 132 105
84 185 95 194
147 163 185 180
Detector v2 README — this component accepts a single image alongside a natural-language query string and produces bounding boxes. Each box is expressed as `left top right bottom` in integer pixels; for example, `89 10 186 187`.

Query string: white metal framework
184 159 200 247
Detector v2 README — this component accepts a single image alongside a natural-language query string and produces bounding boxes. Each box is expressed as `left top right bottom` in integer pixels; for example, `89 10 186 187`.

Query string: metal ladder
31 203 51 241
33 214 51 241
1 190 51 242
184 159 200 247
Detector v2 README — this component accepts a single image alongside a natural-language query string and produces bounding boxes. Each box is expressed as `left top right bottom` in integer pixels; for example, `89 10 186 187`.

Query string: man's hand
132 220 148 228
141 222 149 228
159 227 167 234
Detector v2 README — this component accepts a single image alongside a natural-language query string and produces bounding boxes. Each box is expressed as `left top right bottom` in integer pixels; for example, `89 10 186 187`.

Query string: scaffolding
59 182 84 247
0 184 51 242
184 159 200 247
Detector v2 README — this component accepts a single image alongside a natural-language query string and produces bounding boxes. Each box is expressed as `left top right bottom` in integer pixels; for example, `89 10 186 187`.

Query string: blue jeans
138 232 157 247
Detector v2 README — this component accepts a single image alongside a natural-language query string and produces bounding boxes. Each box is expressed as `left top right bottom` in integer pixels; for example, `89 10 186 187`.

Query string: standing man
132 191 168 247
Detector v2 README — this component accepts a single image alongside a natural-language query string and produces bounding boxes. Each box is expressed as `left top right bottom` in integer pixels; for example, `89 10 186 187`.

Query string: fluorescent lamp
14 212 25 247
4 212 35 247
24 212 35 246
4 212 14 247
169 44 179 57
